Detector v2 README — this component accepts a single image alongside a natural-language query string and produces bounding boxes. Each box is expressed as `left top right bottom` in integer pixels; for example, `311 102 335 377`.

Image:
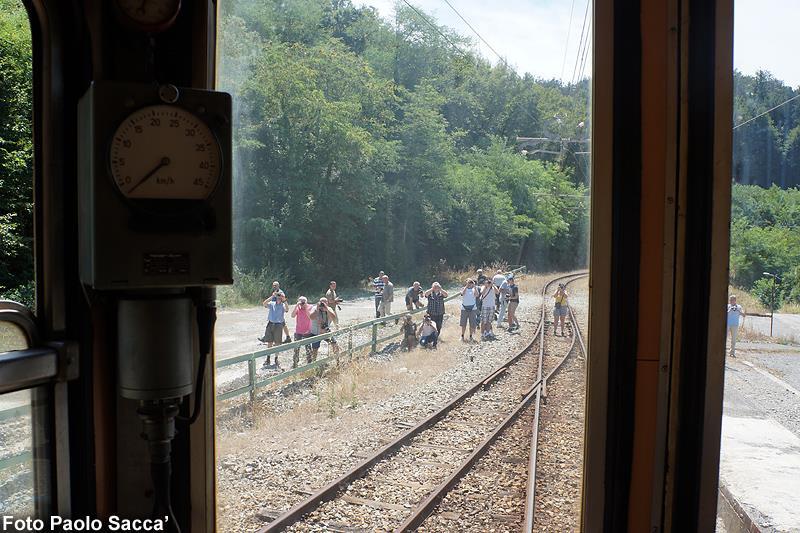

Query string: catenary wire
440 0 509 68
560 0 578 81
399 0 470 58
570 0 591 86
733 93 800 130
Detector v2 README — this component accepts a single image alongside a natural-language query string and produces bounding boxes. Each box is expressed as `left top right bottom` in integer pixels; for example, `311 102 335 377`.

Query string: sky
358 0 800 88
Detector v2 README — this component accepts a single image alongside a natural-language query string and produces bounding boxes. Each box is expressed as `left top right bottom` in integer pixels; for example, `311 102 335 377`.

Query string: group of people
259 268 571 369
258 280 341 368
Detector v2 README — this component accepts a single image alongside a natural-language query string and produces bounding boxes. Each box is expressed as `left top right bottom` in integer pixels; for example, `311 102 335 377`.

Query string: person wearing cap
553 283 569 336
506 275 520 330
290 296 314 368
417 314 438 348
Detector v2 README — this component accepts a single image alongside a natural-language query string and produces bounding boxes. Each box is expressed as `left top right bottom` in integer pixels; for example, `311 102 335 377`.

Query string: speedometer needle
128 157 170 194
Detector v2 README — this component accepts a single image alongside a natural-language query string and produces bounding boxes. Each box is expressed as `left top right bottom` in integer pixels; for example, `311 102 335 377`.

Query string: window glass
720 1 800 530
0 0 35 308
0 323 36 517
216 1 591 530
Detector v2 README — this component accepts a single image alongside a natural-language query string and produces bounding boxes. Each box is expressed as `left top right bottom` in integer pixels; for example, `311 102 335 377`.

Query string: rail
215 267 528 402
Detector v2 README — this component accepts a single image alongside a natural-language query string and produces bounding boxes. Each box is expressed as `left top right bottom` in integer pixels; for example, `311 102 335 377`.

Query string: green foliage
0 0 34 303
751 277 783 310
219 0 591 291
729 184 800 308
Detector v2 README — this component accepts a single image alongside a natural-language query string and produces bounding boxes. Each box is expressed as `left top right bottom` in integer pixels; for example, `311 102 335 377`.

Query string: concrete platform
720 341 800 532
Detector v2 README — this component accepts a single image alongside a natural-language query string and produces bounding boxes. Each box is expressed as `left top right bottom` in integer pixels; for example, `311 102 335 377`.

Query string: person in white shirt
459 279 481 342
417 315 438 348
726 295 745 357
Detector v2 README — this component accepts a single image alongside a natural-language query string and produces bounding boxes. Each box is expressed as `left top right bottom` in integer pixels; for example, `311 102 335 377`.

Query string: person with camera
271 280 292 343
259 290 288 367
325 280 344 329
460 279 480 342
405 281 424 311
423 282 448 336
553 283 570 336
480 278 500 341
309 297 339 363
417 314 439 349
290 296 314 369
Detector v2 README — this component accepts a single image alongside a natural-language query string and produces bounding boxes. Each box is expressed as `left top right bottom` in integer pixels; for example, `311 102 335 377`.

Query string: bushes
217 265 297 308
730 184 800 310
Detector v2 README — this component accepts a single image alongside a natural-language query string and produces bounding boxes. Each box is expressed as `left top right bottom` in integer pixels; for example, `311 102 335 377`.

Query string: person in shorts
270 281 292 343
325 281 343 329
260 291 288 366
309 297 339 362
405 281 424 311
290 296 314 368
480 278 500 340
417 314 438 349
553 283 569 336
459 279 480 342
506 275 520 330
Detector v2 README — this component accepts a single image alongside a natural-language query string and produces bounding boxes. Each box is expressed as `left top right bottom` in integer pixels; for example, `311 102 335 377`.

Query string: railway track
258 272 587 533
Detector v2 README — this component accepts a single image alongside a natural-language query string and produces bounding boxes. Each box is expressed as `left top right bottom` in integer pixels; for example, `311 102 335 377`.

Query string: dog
400 315 419 350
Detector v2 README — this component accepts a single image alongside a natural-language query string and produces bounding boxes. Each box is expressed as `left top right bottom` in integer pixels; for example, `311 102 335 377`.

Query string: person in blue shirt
259 291 288 366
726 295 746 357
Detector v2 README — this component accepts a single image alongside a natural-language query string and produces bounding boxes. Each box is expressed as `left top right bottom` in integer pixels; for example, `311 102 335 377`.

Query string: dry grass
215 270 572 458
727 285 769 315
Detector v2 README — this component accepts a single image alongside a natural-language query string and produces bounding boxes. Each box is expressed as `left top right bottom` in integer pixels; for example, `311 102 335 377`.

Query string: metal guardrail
216 267 528 402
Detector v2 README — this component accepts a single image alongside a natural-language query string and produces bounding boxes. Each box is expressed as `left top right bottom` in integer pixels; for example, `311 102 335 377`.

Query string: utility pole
763 272 780 336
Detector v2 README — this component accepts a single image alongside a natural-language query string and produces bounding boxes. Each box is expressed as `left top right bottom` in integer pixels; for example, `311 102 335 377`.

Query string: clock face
114 0 181 32
109 105 222 200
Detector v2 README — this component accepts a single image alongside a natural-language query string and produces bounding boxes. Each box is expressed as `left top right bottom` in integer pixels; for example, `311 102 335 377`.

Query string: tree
0 0 33 304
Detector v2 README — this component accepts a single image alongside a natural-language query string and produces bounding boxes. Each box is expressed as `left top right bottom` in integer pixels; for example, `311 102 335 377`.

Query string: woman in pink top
290 296 313 368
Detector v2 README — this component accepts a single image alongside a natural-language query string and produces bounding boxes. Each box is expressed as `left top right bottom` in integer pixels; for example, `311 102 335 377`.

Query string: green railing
215 267 527 402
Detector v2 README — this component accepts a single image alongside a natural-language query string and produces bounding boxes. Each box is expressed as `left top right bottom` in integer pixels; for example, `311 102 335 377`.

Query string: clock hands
128 156 170 194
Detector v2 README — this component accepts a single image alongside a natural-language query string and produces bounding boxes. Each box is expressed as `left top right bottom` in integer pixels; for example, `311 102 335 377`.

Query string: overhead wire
570 0 591 86
398 0 470 58
560 0 577 81
440 0 509 68
733 93 800 130
577 17 592 82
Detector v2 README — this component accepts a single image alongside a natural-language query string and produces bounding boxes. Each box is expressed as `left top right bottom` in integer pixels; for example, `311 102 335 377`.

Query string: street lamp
762 272 781 336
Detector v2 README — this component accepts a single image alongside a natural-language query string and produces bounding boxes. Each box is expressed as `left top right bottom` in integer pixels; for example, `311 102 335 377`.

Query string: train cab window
717 2 800 530
215 0 592 530
0 0 53 521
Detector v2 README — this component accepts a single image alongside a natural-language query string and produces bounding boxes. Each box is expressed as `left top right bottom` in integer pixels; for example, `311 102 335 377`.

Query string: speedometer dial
109 105 222 200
